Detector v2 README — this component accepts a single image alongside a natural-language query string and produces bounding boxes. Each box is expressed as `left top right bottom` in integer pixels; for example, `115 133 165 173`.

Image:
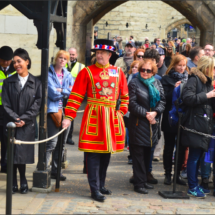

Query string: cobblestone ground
0 101 215 214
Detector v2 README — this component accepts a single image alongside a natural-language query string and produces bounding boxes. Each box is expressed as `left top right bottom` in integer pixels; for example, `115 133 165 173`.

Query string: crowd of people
112 35 215 199
0 33 215 202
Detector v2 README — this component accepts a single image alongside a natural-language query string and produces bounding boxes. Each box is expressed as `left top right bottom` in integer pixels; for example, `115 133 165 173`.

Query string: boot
164 174 171 185
200 177 209 190
174 175 186 186
147 172 158 184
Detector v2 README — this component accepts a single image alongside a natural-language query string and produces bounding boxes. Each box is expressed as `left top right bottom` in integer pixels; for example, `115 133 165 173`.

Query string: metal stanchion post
158 113 189 199
55 96 67 192
6 122 16 215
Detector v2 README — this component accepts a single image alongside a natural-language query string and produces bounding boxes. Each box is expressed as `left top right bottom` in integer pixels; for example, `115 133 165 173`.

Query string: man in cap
62 39 129 202
156 46 167 78
0 46 16 173
115 41 136 75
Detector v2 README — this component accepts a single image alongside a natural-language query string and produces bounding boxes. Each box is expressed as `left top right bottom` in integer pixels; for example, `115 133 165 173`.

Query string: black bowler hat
0 46 13 61
91 39 115 53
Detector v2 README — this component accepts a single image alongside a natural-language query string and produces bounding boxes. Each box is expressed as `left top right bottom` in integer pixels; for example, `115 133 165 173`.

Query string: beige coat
114 57 127 75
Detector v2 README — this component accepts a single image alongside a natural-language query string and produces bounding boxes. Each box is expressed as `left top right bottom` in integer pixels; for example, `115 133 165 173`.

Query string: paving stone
176 209 195 214
161 199 183 203
183 200 211 205
156 210 174 214
149 206 162 210
139 209 155 214
195 209 213 214
150 202 172 206
199 205 215 209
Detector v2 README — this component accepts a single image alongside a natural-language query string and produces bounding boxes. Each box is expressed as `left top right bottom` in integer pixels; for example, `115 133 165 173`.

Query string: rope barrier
12 128 66 145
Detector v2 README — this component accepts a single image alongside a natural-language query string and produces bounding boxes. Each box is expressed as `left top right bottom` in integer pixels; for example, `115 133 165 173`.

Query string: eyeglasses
204 49 214 52
140 68 152 73
137 55 144 58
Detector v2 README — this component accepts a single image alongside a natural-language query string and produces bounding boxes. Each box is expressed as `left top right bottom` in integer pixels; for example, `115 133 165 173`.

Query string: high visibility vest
71 62 85 81
0 70 16 105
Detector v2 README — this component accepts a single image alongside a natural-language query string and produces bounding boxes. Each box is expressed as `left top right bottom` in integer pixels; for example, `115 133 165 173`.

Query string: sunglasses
137 55 144 58
140 68 152 74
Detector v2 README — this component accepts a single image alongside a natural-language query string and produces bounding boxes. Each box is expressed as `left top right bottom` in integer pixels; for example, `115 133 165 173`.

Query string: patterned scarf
168 69 188 82
138 73 160 108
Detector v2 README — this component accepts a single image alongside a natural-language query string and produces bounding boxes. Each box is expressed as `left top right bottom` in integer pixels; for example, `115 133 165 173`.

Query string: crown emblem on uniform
99 70 109 80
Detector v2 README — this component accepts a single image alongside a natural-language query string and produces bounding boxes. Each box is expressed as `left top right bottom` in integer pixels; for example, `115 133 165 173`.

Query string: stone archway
68 0 215 64
165 18 192 34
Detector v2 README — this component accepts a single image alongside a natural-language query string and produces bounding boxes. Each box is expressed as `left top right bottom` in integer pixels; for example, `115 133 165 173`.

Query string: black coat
161 71 188 133
161 73 179 133
2 73 42 164
128 77 166 147
181 68 215 151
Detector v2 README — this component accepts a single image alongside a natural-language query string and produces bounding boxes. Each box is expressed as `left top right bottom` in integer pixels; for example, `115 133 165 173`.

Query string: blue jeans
149 145 155 173
187 147 204 189
200 154 211 178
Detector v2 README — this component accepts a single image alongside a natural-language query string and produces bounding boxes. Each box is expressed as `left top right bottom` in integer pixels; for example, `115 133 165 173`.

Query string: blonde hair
168 41 175 48
197 56 214 79
165 54 189 75
128 60 139 75
53 50 70 65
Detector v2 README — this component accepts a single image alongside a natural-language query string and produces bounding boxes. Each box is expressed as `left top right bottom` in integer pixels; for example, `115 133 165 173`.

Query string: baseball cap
125 41 136 48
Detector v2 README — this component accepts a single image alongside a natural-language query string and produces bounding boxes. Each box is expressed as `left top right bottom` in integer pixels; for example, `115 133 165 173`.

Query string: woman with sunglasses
134 48 145 62
128 59 165 194
161 54 189 186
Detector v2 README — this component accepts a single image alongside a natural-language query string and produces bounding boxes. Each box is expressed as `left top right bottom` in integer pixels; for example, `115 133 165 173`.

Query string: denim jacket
48 64 74 113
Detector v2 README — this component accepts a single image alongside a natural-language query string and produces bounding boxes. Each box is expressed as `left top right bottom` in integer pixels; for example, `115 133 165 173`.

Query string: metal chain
180 125 215 139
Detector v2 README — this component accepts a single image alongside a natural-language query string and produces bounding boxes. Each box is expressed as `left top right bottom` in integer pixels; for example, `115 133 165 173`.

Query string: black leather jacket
128 77 166 147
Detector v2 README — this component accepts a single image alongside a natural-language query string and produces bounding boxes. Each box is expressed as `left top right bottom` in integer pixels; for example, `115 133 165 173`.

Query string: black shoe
12 185 18 194
100 187 112 195
83 167 87 174
175 175 186 186
147 172 158 184
164 175 171 185
129 175 134 184
91 190 106 202
128 158 133 164
134 187 148 194
144 183 154 189
51 173 67 181
20 184 28 194
67 138 75 145
200 178 209 189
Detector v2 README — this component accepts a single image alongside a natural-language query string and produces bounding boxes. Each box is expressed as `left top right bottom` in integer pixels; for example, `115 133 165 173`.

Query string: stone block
157 210 174 214
5 15 28 34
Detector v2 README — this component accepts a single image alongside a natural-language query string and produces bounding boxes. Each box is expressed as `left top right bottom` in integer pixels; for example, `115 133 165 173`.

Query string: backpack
168 83 186 127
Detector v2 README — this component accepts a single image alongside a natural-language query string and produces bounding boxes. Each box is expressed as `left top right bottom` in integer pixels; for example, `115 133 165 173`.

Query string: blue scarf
138 73 160 108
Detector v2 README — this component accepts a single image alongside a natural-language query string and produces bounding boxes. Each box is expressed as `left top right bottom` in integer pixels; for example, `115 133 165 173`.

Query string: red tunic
65 62 129 153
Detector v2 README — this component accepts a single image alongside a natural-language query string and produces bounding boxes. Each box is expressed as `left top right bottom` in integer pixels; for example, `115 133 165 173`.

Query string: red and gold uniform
65 62 129 153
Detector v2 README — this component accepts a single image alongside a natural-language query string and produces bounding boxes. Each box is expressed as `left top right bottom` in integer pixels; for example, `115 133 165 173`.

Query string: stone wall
95 1 186 43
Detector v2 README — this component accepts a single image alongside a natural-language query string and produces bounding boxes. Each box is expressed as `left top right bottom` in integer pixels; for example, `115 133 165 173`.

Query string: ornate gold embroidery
99 87 113 96
99 70 109 80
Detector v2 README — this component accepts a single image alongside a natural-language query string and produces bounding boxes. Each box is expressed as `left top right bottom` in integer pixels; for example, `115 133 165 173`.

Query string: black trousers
86 152 111 192
0 125 7 170
130 144 151 188
163 132 186 175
